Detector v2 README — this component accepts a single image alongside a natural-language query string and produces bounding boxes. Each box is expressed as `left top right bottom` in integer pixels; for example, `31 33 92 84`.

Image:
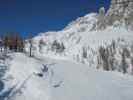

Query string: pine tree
60 42 65 52
39 39 46 53
131 57 133 74
98 46 110 71
28 33 33 57
82 47 87 58
3 34 9 52
121 50 128 73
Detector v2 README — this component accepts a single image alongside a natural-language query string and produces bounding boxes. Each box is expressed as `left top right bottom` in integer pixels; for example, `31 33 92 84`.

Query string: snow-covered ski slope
2 53 133 100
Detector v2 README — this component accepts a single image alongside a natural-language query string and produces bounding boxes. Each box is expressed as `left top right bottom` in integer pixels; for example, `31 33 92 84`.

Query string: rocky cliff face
106 0 133 28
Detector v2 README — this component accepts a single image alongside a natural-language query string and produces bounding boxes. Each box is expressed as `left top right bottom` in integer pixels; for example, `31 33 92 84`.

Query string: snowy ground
0 53 133 100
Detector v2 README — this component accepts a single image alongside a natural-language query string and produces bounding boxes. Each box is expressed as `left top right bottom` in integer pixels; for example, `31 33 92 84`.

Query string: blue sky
0 0 110 37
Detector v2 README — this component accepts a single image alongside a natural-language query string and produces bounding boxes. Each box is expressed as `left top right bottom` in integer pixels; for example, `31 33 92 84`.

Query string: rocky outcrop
106 0 133 28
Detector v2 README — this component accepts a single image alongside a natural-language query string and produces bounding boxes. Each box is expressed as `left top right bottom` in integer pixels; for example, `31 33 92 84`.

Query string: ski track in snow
0 53 133 100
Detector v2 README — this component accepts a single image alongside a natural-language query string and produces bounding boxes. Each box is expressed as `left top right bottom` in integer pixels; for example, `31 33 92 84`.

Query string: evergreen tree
28 33 34 57
120 50 128 73
82 47 87 58
98 46 110 71
39 39 46 53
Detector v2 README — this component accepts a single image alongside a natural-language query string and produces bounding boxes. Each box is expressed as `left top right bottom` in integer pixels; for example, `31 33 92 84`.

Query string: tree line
0 32 24 52
97 40 133 74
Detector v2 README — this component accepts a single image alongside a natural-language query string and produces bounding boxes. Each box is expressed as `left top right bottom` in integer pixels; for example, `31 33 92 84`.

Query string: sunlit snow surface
1 53 133 100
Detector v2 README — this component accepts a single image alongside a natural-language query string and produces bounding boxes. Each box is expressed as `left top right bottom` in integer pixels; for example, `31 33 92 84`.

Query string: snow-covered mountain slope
1 53 133 100
24 0 133 74
25 14 133 71
29 13 133 55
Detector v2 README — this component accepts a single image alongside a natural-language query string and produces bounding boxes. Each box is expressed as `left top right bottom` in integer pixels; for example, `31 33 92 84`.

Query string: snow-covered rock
106 0 133 28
